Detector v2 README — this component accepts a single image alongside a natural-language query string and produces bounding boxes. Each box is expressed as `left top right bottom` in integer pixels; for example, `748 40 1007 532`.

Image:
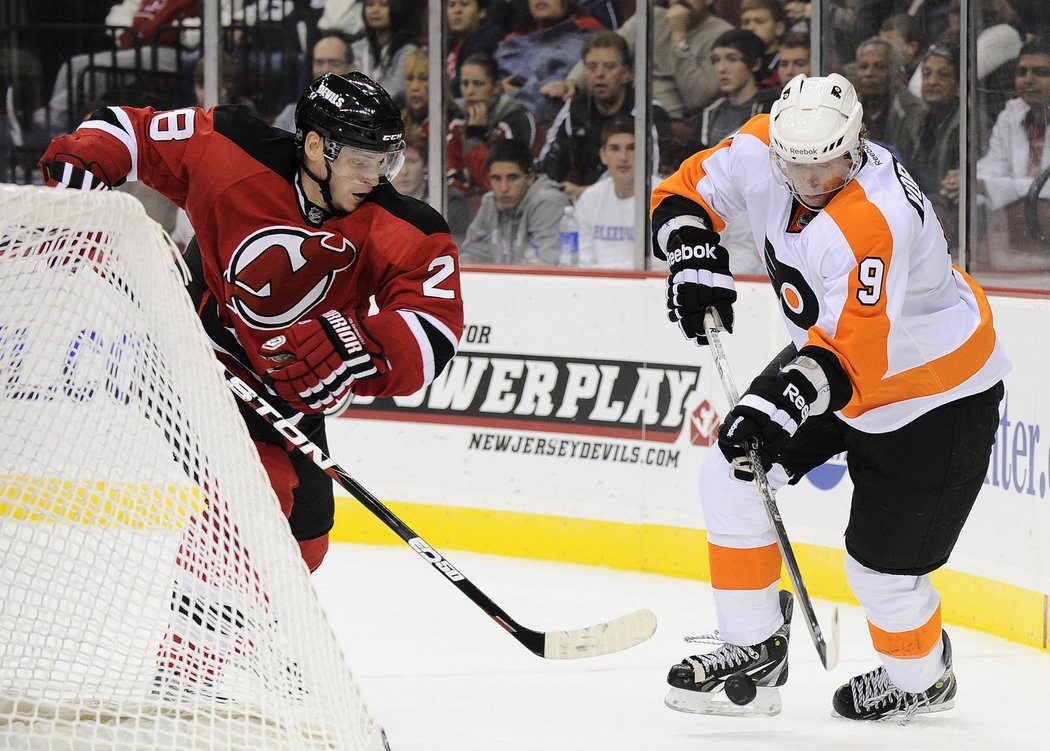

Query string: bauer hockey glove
39 151 114 190
261 310 388 414
664 225 735 346
718 356 831 477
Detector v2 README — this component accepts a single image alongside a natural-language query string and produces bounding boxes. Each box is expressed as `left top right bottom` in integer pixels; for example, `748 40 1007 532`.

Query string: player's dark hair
486 139 532 173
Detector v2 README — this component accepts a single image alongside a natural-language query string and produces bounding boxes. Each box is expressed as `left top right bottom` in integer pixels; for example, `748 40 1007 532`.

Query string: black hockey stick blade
223 369 657 659
702 311 839 671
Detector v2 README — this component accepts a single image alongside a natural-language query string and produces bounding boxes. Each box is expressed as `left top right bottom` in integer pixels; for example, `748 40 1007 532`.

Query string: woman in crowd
447 52 536 194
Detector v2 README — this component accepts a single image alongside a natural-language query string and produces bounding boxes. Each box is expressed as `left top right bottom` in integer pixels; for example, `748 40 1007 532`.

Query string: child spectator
494 0 604 126
739 0 787 89
446 0 506 97
351 0 422 101
447 52 536 194
575 116 644 269
460 139 569 265
535 31 668 201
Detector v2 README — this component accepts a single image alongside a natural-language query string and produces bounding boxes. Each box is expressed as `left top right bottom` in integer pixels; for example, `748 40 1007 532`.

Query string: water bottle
559 205 579 267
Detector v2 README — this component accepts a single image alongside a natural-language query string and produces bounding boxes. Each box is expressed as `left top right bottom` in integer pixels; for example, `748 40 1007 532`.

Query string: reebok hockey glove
664 226 735 346
39 151 114 190
718 357 831 476
261 310 388 415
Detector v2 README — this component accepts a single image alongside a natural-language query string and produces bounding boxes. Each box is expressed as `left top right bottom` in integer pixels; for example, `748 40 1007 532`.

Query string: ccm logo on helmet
668 243 720 264
313 82 346 108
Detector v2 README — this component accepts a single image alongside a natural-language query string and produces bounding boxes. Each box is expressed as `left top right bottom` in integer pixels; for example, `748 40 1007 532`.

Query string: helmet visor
325 139 406 182
770 149 861 209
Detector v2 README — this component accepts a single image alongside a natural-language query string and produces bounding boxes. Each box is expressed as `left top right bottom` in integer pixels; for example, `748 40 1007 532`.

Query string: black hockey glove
39 152 112 190
664 226 735 346
260 309 388 415
718 358 829 476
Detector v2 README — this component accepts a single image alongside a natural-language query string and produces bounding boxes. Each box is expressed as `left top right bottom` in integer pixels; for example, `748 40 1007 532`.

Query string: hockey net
0 185 388 750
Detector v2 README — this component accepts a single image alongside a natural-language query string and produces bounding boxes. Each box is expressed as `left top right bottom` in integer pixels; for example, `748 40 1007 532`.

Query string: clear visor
769 149 862 209
325 139 406 182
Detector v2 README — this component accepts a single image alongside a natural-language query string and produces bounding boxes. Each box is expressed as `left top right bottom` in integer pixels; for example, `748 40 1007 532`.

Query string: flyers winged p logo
225 226 357 329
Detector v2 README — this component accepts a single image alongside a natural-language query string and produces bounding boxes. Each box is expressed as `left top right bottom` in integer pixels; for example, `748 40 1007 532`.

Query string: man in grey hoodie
460 140 569 265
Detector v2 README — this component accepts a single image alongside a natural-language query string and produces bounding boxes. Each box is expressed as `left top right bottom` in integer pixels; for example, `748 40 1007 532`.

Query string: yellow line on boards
330 496 1049 653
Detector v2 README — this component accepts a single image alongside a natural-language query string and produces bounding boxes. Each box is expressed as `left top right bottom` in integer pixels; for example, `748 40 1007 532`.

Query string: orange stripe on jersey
808 184 1000 418
867 604 942 659
650 115 773 234
708 542 782 590
813 179 893 413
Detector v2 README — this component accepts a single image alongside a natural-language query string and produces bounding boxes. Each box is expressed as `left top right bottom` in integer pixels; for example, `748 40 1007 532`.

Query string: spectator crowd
3 0 1048 270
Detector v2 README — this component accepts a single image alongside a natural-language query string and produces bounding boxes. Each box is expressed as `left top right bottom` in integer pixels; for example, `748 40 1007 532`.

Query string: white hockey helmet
768 73 864 208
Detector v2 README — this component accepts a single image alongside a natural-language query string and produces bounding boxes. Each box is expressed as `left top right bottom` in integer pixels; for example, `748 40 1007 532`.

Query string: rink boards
328 269 1050 652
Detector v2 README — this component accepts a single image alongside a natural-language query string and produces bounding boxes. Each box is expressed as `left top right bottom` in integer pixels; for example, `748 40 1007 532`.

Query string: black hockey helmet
295 71 405 155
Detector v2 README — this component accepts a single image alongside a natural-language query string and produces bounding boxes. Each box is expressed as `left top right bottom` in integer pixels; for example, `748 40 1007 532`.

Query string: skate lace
849 668 925 726
682 634 760 673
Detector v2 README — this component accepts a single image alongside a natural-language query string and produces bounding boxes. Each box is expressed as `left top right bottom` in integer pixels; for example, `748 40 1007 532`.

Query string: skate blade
830 698 956 721
664 686 782 717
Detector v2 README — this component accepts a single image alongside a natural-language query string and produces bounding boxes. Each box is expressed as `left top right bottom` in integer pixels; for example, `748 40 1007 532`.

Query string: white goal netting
0 185 388 750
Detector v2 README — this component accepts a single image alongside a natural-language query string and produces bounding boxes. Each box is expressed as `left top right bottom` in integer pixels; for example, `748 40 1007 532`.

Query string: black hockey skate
664 590 793 717
832 630 956 724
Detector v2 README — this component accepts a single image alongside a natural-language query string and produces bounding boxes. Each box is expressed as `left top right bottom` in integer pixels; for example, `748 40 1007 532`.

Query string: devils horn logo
225 226 357 329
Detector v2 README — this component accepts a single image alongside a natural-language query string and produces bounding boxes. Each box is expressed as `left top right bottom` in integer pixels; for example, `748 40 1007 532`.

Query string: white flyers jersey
652 114 1011 433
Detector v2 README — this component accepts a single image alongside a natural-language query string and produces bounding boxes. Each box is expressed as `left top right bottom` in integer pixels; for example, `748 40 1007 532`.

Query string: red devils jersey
45 104 463 403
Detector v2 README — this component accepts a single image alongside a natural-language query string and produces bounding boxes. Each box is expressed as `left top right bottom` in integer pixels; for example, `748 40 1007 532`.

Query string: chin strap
300 159 346 217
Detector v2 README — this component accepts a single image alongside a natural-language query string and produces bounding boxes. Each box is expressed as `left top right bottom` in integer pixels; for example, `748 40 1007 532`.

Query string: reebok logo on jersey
668 243 719 265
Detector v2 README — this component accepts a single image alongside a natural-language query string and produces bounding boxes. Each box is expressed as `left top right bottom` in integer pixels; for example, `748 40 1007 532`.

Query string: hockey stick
223 369 657 659
702 311 839 671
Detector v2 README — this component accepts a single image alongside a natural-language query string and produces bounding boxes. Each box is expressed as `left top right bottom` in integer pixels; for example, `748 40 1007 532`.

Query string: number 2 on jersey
856 257 885 306
423 255 456 299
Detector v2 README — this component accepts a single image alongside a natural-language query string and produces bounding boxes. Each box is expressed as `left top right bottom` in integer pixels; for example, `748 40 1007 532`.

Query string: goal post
0 184 389 750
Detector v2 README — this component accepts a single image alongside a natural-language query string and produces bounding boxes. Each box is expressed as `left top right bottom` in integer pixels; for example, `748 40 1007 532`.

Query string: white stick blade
542 609 657 659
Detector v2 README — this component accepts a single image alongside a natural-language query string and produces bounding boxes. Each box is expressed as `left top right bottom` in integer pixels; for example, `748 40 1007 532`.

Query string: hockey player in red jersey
40 71 464 697
650 73 1010 722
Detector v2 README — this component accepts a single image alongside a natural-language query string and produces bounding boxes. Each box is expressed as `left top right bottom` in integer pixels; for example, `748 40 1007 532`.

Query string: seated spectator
273 31 357 132
494 0 604 126
400 47 430 133
783 0 810 34
460 139 569 265
351 0 422 101
739 0 788 89
30 0 198 137
694 29 778 149
447 52 536 194
881 14 922 79
777 30 811 81
901 44 969 244
446 0 506 98
575 116 644 269
966 37 1050 214
561 0 734 121
392 128 470 242
535 31 668 202
317 0 365 39
850 36 926 159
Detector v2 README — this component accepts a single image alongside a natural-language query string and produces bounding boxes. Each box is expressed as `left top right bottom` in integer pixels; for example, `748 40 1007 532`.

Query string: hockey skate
664 590 793 717
832 630 956 724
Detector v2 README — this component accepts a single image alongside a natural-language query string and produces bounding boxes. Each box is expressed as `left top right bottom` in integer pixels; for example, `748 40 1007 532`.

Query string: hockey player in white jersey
650 73 1010 722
